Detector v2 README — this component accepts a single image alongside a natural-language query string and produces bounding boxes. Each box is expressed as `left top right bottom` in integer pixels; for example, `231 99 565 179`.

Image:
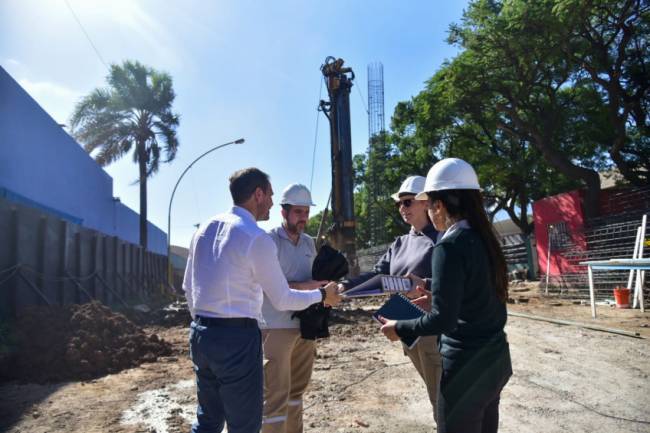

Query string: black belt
195 316 258 328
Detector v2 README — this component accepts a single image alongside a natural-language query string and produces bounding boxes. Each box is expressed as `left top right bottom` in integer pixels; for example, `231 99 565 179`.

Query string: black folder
372 293 426 349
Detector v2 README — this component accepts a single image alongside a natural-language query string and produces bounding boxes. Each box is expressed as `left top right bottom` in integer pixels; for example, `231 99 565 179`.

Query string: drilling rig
318 57 359 275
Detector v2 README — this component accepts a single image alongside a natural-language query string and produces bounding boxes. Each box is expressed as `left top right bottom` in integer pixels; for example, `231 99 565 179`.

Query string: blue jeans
189 320 263 433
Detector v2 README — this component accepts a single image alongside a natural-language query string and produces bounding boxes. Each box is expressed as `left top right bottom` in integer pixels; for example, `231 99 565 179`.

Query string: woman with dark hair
378 158 512 433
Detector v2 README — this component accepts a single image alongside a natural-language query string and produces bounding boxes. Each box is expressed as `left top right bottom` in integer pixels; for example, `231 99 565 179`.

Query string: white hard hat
391 175 426 201
415 158 480 200
280 183 315 206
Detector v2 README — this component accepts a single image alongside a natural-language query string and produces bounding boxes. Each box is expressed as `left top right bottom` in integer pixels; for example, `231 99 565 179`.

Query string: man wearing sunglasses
338 175 442 424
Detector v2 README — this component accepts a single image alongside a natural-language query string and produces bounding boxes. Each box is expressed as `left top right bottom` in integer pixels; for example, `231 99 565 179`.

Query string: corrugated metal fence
0 197 167 318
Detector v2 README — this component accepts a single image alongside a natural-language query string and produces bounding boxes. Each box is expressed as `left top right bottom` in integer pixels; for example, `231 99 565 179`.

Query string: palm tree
70 60 180 250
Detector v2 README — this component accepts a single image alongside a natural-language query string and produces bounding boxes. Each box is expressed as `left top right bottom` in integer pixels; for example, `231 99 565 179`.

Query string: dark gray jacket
343 224 437 289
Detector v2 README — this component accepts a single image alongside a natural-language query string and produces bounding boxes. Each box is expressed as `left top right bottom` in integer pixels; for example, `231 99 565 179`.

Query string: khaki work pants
262 328 315 433
405 335 442 422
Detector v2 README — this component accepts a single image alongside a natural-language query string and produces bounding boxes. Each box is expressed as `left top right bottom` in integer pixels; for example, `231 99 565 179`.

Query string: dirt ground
1 284 649 433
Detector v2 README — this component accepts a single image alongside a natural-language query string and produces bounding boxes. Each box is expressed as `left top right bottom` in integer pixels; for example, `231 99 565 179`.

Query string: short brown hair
229 167 270 205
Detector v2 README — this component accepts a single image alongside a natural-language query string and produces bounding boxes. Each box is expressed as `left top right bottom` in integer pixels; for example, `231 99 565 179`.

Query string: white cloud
18 78 79 100
17 78 81 124
102 1 169 46
2 58 28 76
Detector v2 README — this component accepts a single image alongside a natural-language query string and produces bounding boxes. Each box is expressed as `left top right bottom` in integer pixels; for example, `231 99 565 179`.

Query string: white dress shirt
182 206 322 322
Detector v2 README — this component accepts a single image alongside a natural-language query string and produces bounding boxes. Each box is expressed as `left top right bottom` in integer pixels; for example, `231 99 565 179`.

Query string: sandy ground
1 286 649 433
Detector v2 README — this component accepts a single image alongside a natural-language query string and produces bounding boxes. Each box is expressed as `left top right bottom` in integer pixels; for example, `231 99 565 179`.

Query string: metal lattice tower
368 63 385 137
367 62 387 246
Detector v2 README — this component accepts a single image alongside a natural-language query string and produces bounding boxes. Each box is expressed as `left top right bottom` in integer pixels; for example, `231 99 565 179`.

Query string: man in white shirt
261 184 327 433
183 168 341 433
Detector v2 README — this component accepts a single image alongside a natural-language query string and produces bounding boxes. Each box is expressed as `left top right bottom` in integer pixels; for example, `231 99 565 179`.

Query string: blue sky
1 0 469 248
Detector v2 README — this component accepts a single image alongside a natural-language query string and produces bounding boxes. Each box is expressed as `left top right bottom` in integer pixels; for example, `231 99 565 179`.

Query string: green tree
354 129 428 248
357 132 410 247
554 0 650 185
446 0 649 217
355 59 583 236
70 60 180 249
351 0 647 242
418 63 584 233
305 209 333 242
445 1 598 217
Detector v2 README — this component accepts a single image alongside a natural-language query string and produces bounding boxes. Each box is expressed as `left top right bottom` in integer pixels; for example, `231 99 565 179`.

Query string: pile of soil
3 301 172 383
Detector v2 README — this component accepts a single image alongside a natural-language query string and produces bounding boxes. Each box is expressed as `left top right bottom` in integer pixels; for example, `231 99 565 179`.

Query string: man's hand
376 315 400 341
322 281 342 307
290 280 329 291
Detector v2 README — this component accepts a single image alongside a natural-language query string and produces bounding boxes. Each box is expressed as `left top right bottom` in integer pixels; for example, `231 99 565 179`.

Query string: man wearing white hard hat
339 175 442 424
261 183 329 433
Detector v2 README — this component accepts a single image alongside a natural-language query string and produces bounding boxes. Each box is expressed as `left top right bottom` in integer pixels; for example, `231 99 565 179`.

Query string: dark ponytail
428 190 509 302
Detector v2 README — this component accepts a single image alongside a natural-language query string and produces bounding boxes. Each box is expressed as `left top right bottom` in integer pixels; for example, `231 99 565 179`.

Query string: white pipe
633 214 647 309
545 225 552 295
628 227 642 289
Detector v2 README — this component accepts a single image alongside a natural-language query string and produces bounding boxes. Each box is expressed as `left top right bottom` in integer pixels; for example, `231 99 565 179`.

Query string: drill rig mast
319 57 359 275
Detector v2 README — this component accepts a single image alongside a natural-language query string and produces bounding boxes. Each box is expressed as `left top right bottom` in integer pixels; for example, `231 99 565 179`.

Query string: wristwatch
319 287 327 302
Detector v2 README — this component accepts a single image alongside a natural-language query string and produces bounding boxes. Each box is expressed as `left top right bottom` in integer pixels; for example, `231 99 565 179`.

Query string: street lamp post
167 138 245 288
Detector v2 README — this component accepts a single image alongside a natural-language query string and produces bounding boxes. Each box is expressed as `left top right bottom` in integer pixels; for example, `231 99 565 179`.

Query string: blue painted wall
0 66 167 254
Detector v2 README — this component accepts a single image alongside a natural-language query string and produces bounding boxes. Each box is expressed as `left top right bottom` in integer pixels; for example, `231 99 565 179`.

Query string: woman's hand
376 315 400 341
405 273 426 299
406 286 431 311
411 290 431 311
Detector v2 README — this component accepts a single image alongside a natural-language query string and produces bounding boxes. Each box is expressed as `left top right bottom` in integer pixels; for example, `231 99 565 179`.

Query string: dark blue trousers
189 320 263 433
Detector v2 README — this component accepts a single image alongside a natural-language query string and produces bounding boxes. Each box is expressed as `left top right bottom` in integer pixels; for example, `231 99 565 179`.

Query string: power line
355 80 368 114
309 77 324 192
63 0 110 71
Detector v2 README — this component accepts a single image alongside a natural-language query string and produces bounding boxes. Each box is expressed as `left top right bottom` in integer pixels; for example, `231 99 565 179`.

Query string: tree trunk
138 142 148 250
517 186 532 235
609 134 643 186
530 133 602 221
601 77 643 185
498 115 602 220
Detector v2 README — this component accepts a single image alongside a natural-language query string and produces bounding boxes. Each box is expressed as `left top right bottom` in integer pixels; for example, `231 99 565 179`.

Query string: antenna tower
367 62 387 246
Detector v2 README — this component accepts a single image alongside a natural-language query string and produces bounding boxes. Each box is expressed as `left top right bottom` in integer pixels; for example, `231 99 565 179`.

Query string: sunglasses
395 199 414 209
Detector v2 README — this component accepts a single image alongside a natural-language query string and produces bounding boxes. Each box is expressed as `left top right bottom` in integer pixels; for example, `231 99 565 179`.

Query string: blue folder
342 274 413 298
